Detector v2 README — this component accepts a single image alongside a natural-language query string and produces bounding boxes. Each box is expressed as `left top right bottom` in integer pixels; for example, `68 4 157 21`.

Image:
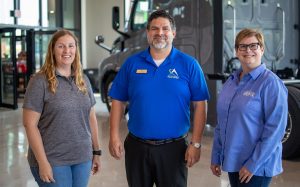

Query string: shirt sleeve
189 60 210 101
244 78 288 174
211 121 222 165
22 74 45 113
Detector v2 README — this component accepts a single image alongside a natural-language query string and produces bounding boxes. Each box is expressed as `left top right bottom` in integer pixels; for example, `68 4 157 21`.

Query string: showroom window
0 0 14 24
0 0 81 31
18 0 39 26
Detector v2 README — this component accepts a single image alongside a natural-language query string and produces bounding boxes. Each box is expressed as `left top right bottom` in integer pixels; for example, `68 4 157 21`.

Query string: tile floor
0 95 299 187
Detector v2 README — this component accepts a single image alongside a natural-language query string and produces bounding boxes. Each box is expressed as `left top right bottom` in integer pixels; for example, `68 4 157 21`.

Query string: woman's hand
239 166 253 183
91 155 101 175
39 161 55 183
210 164 222 177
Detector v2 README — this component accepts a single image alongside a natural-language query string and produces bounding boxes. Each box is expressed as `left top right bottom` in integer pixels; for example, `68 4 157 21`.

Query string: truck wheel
103 74 116 112
103 73 128 114
282 86 300 159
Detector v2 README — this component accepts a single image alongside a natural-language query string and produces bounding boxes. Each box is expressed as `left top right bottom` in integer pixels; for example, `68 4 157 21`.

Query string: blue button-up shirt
211 64 288 177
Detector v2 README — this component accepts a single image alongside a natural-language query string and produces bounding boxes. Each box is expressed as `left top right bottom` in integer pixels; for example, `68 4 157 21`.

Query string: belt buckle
151 140 164 145
146 140 163 145
147 140 159 145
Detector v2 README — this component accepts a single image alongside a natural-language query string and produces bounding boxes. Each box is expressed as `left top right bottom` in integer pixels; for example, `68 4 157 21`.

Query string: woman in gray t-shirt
23 29 101 187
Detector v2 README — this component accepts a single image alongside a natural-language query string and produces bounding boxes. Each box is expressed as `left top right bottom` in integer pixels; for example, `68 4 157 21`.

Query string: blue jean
30 160 92 187
228 172 272 187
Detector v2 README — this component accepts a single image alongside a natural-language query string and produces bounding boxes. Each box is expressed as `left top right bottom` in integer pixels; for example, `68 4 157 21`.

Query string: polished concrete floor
0 95 300 187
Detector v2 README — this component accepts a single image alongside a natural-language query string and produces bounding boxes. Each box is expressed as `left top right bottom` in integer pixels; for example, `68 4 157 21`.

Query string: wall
82 0 124 69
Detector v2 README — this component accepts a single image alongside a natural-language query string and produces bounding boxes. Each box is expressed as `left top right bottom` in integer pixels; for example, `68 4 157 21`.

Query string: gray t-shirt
23 72 96 167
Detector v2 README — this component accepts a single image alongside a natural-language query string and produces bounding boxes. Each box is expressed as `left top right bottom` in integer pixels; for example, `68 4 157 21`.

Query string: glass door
0 28 18 109
32 30 57 72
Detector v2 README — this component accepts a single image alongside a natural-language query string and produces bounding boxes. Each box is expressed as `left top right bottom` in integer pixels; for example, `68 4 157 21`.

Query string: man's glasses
237 43 260 51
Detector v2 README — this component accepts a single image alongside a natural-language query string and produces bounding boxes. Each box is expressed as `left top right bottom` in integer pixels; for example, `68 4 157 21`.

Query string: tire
103 74 115 112
103 73 128 114
83 68 99 92
291 83 300 90
282 86 300 159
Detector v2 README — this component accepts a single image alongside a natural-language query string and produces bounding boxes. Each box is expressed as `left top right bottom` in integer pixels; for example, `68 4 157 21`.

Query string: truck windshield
131 0 149 31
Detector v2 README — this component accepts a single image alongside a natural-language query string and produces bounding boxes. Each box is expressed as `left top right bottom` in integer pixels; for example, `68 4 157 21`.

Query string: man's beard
148 35 171 49
152 41 167 49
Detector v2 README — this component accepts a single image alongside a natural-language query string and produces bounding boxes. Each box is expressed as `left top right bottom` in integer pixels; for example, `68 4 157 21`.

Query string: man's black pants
124 133 188 187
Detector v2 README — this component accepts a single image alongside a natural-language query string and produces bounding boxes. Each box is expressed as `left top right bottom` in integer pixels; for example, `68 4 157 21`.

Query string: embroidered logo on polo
168 68 179 79
243 90 255 97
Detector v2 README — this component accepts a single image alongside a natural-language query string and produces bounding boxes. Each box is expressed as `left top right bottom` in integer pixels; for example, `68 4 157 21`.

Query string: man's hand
185 145 201 167
109 100 125 160
109 136 124 160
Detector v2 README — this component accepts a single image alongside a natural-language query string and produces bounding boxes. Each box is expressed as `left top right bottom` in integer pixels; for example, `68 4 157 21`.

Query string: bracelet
93 150 102 156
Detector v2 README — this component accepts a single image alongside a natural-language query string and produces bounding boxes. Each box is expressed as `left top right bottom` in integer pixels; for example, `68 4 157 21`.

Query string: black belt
128 132 187 146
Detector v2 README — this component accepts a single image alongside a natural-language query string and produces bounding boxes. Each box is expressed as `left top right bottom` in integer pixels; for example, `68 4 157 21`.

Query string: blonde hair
235 28 265 49
39 29 87 94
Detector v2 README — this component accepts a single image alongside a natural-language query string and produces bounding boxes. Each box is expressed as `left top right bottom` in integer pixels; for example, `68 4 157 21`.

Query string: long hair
39 29 87 94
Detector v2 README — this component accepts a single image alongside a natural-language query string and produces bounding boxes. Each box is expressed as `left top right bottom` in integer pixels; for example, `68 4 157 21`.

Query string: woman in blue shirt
210 28 288 187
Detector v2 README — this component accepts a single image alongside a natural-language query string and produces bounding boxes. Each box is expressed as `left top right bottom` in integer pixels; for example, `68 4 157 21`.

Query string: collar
247 63 266 80
232 63 266 80
140 46 176 66
55 69 75 79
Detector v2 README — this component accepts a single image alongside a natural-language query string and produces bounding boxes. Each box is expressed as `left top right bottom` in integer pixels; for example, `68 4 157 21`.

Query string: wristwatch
190 142 201 149
93 150 102 156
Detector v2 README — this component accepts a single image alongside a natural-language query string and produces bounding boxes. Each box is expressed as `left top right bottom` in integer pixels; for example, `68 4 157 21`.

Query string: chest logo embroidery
168 68 179 79
243 90 255 97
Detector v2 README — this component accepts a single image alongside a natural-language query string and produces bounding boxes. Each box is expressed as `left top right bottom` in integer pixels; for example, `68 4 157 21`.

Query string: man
109 10 210 187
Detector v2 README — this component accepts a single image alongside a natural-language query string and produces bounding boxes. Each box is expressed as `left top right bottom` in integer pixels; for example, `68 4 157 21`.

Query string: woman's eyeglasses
238 43 260 51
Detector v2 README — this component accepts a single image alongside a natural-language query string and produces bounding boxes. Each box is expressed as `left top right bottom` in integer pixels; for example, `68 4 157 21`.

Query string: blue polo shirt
211 64 288 177
109 47 210 139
